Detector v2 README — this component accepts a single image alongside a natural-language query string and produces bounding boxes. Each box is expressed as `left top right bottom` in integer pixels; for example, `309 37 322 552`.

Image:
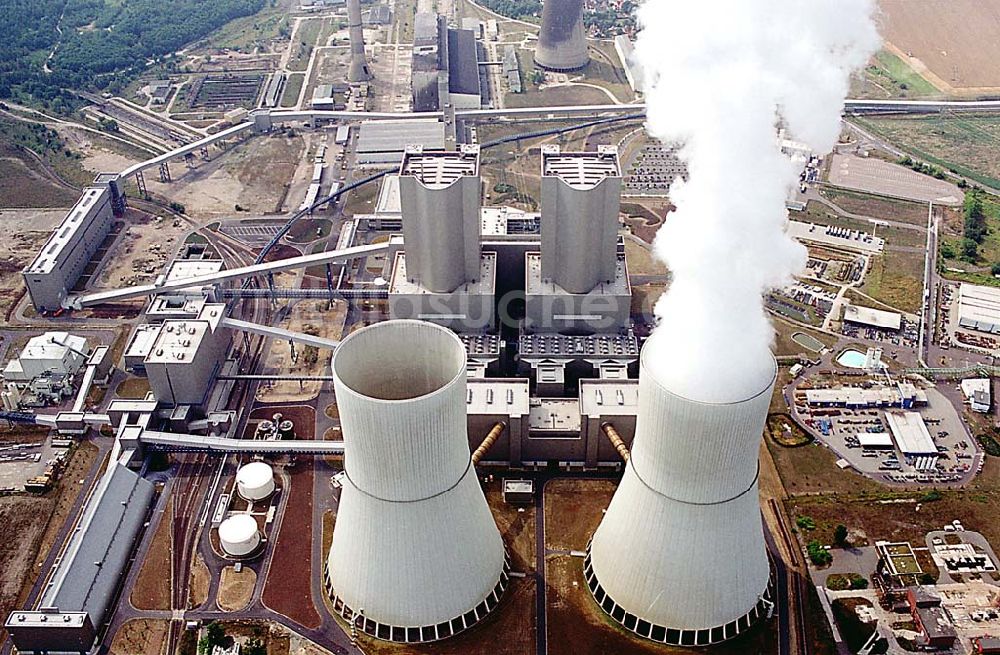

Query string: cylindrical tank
218 514 261 558
236 462 275 501
534 0 589 72
277 420 295 440
325 320 508 643
255 420 274 439
586 336 776 647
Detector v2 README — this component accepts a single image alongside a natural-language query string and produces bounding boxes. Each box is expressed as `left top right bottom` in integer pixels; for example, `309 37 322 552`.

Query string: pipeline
601 422 630 461
471 421 506 465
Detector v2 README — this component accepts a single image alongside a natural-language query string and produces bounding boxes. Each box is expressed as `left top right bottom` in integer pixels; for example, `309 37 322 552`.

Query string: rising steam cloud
637 0 880 402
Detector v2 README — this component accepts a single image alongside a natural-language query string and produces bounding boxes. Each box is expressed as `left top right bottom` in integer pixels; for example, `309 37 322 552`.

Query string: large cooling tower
347 0 372 82
585 338 776 647
325 320 509 643
534 0 589 72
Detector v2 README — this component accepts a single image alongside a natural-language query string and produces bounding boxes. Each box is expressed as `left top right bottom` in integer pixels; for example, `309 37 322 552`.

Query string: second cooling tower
585 337 776 647
534 0 589 71
324 320 509 643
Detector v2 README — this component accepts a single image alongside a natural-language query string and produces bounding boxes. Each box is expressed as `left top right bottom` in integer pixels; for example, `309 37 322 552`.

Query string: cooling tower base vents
583 549 773 646
324 553 511 643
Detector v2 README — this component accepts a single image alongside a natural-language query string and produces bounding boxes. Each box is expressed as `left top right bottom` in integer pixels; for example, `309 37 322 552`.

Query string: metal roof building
447 28 482 109
958 283 1000 334
6 460 155 654
885 411 938 456
356 120 446 165
844 304 902 331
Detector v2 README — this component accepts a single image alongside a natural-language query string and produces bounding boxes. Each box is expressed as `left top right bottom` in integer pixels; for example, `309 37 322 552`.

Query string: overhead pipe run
601 422 630 462
471 422 506 465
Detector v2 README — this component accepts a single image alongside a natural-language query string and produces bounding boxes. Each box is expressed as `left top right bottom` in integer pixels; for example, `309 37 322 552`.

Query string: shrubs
826 573 869 591
807 540 832 566
796 515 817 531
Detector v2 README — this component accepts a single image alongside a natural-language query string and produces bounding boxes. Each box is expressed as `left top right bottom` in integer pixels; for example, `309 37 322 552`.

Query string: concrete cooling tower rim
331 319 466 405
638 339 779 407
625 456 761 507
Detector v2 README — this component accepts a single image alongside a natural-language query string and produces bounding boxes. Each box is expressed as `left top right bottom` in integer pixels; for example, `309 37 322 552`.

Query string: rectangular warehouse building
356 120 446 165
958 283 1000 334
885 411 938 456
844 304 902 331
23 186 115 312
447 28 482 109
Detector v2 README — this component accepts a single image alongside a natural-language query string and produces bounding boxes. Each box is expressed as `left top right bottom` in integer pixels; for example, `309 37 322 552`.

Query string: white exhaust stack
324 320 508 643
585 335 776 646
347 0 372 82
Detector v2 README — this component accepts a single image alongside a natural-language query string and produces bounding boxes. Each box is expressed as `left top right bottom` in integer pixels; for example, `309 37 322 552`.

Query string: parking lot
827 154 964 205
219 221 284 246
841 316 919 351
624 143 687 196
796 386 978 485
0 435 60 492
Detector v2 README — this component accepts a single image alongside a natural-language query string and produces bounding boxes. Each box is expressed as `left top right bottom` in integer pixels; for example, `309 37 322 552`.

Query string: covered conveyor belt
118 121 255 178
221 317 341 350
66 242 389 308
139 431 345 454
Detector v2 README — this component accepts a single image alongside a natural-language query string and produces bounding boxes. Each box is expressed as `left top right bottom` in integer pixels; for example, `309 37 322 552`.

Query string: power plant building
389 145 496 331
143 303 230 407
585 339 776 646
534 0 589 72
526 146 630 333
23 185 116 312
325 321 509 642
446 29 483 109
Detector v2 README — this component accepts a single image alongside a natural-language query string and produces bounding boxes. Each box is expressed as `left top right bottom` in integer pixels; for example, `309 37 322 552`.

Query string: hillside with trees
0 0 268 110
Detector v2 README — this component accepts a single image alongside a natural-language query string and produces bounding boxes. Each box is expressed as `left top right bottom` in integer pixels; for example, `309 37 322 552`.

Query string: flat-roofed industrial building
844 304 902 331
23 186 116 312
356 120 446 165
885 411 938 456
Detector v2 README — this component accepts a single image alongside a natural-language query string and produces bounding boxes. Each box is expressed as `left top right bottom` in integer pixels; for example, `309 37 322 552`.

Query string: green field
287 19 323 72
850 50 941 100
852 113 1000 191
280 73 304 108
200 6 288 51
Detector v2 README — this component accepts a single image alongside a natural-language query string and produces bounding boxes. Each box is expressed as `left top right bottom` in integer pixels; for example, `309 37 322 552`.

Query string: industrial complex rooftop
542 145 621 189
401 144 480 187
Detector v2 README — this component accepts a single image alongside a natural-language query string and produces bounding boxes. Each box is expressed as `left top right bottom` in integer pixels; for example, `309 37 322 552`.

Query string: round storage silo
236 462 275 501
218 514 261 558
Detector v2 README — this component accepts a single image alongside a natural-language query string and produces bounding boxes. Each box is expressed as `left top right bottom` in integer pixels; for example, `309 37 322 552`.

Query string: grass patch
861 248 925 313
872 50 940 97
279 73 304 108
852 113 1000 191
767 413 813 447
199 5 288 51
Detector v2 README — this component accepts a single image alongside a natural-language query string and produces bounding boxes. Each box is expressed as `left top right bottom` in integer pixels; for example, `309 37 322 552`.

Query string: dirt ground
624 238 667 276
218 565 257 611
189 553 210 609
109 618 169 655
0 230 48 321
879 0 1000 92
256 299 346 403
94 210 188 289
543 479 779 655
484 478 536 571
0 156 79 208
350 579 536 655
262 460 321 629
131 496 173 611
0 495 55 634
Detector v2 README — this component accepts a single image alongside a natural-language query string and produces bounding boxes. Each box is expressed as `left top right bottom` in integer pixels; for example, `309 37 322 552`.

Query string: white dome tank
236 462 275 501
218 514 261 557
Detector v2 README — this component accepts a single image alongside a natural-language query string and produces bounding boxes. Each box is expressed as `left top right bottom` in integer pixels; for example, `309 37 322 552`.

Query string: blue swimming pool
836 349 868 369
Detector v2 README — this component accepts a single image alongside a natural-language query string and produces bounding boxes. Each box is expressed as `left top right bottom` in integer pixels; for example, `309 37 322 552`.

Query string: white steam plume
637 0 880 402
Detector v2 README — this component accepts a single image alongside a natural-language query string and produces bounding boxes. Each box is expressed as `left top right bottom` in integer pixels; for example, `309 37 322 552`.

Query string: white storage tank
236 462 275 501
218 514 261 557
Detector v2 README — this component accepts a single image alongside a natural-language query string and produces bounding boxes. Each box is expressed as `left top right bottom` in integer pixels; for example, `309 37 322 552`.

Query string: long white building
586 337 775 646
324 321 508 643
23 186 116 312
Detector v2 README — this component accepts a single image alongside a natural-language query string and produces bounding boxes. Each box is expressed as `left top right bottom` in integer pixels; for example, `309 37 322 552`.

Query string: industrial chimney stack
534 0 589 72
347 0 372 82
325 320 509 643
584 337 776 646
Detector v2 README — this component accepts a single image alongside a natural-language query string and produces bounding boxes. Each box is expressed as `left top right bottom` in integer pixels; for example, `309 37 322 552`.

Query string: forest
0 0 268 110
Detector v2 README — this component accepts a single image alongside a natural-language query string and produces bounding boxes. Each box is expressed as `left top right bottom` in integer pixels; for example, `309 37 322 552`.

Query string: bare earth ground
131 495 172 611
0 230 48 321
484 478 536 571
94 211 188 289
109 618 169 655
879 0 1000 92
256 299 346 403
0 157 79 208
188 553 210 609
218 565 257 611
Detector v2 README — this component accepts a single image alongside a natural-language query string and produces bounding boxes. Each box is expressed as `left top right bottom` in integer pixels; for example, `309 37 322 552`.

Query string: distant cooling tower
324 320 509 643
585 338 776 646
534 0 589 72
347 0 372 82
